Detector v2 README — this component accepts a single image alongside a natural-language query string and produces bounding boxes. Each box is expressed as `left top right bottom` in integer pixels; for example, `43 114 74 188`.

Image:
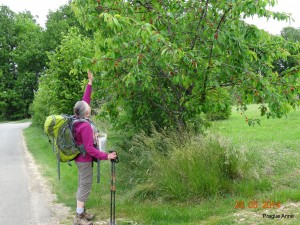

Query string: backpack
44 115 87 162
44 114 103 182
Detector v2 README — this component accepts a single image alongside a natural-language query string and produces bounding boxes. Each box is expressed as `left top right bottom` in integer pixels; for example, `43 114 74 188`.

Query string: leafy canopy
70 0 300 131
31 27 94 127
0 6 45 120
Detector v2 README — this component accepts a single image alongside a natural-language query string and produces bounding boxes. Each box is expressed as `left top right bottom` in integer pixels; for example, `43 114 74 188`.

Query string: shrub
123 128 255 201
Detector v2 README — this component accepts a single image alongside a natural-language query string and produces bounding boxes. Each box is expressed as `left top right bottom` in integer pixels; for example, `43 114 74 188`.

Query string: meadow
23 104 300 224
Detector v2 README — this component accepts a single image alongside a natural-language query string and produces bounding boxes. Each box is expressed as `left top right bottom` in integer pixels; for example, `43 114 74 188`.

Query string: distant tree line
0 3 87 120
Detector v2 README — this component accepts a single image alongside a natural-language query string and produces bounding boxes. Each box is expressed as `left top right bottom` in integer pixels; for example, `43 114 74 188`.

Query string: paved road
0 122 54 225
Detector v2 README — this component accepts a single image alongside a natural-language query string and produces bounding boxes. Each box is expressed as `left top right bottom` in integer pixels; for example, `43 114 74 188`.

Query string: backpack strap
68 116 89 156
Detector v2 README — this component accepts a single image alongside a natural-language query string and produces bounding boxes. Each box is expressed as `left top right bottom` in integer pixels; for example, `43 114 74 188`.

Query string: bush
122 128 255 201
30 86 52 128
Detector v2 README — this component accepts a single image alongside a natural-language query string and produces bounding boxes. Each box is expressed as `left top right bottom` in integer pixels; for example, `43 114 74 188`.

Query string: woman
73 70 117 225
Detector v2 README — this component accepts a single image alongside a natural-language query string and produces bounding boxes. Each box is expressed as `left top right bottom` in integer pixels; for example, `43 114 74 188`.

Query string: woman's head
74 101 91 118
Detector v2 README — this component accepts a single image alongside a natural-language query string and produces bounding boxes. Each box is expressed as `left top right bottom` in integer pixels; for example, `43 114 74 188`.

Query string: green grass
213 105 300 173
23 105 300 224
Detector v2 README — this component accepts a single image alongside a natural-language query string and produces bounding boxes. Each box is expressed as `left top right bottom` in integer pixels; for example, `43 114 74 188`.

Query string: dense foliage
1 1 299 128
273 27 300 79
43 4 89 53
0 6 45 120
31 28 94 127
70 0 300 132
0 3 81 121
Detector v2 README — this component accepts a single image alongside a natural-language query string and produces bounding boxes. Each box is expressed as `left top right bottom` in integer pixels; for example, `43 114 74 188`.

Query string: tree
281 26 300 42
0 6 45 120
272 27 300 81
31 28 94 127
0 6 16 119
43 3 91 53
13 12 46 117
68 0 299 132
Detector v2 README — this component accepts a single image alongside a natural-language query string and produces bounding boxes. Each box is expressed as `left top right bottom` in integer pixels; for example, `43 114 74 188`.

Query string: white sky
0 0 299 34
0 0 69 28
245 0 300 34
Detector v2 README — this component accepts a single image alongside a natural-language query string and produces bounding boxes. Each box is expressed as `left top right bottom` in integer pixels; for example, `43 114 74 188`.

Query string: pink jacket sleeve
77 83 109 161
82 84 92 104
81 124 108 160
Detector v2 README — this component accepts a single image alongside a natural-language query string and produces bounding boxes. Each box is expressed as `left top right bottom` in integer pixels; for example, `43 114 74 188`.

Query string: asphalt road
0 122 54 225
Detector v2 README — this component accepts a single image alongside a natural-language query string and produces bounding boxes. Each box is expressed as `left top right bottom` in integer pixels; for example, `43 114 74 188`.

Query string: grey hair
74 101 89 118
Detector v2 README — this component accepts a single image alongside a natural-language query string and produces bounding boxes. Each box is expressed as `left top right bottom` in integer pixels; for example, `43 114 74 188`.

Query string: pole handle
109 150 119 163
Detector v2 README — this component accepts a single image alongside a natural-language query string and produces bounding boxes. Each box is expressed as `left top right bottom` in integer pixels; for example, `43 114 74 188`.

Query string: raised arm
82 70 93 104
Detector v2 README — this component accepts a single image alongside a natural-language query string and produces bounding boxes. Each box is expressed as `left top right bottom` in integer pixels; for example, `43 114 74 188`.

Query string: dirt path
23 132 113 225
23 133 72 224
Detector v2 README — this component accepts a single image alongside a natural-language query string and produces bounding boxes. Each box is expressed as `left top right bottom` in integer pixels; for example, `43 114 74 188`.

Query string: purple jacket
74 84 108 162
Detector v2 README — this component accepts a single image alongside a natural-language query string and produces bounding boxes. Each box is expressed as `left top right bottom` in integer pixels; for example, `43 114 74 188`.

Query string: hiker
73 70 117 225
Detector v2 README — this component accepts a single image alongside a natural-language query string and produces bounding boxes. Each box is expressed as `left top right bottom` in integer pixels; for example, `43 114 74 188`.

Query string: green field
23 105 300 224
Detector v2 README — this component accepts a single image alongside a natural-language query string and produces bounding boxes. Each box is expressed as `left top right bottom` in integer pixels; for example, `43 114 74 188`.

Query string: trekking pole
52 137 60 180
97 159 100 183
109 151 119 225
57 149 60 180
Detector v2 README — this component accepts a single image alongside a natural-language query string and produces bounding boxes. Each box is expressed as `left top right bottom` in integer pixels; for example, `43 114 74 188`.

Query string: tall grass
123 128 263 201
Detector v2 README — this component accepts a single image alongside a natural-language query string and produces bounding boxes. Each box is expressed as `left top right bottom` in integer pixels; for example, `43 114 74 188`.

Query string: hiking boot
74 213 93 225
82 210 95 221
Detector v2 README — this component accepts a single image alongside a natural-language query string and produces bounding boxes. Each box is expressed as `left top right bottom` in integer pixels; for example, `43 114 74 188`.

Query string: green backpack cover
44 115 87 162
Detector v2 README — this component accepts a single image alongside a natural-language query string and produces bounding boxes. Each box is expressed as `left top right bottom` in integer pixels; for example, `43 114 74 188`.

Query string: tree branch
190 0 209 50
201 6 232 103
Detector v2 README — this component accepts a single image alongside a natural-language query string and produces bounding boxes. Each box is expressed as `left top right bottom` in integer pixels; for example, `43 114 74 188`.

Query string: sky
245 0 300 34
0 0 69 28
0 0 299 34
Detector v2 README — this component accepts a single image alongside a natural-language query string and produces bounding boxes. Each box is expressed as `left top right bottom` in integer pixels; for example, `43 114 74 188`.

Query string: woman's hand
88 70 93 85
107 151 117 160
